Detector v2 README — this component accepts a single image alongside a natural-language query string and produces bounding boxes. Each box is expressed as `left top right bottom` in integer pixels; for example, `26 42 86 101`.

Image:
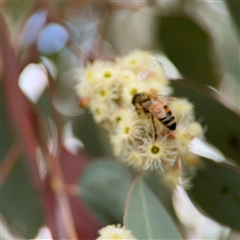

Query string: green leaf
0 156 44 238
158 15 219 86
224 1 240 33
3 1 36 25
187 158 240 231
73 112 106 157
172 79 240 165
36 91 53 119
125 177 182 239
0 84 13 161
79 159 131 224
144 172 178 221
1 219 20 240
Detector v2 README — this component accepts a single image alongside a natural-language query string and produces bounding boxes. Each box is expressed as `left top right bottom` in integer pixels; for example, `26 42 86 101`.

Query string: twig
1 13 41 187
123 171 142 225
49 155 78 240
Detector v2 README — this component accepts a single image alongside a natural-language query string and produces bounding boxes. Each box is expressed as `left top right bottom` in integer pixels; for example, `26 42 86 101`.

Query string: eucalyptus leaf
73 112 106 157
3 1 35 25
144 172 178 221
0 85 13 161
0 156 44 238
224 1 240 33
158 15 219 86
125 177 182 239
36 91 52 118
172 79 240 165
79 160 131 224
0 218 21 240
187 158 240 231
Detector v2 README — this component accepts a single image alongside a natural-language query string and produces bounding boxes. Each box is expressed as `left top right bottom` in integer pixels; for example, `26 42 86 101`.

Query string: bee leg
151 115 157 141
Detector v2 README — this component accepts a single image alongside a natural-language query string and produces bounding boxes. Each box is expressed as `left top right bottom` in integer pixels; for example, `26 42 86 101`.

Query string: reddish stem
0 13 41 187
0 144 22 186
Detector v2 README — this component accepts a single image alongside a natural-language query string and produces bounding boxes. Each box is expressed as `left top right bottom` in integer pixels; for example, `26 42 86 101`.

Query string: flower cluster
96 224 136 240
76 50 203 188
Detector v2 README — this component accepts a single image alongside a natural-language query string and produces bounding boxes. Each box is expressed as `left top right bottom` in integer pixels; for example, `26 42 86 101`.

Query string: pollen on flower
115 117 142 142
76 81 92 99
111 108 124 124
142 81 171 96
83 61 106 83
98 66 118 83
89 101 110 124
170 98 194 121
95 84 118 102
124 150 145 169
139 138 177 170
161 159 185 189
149 62 168 84
187 122 203 138
110 135 126 157
76 50 204 189
121 81 145 105
119 69 137 83
181 152 201 167
96 224 136 240
118 49 153 73
174 128 192 153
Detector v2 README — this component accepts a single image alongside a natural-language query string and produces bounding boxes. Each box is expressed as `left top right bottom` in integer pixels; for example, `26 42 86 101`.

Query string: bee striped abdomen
160 105 176 130
160 113 176 130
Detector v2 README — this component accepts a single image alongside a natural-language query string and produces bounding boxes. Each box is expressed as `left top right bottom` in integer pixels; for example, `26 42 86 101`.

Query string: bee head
132 92 149 106
132 93 141 106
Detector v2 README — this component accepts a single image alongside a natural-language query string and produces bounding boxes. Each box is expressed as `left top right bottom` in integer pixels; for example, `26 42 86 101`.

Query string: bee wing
141 100 155 109
141 99 165 116
155 94 178 104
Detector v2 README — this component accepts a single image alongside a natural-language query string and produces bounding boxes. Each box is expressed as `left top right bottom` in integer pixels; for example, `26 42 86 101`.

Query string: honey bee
132 92 176 132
